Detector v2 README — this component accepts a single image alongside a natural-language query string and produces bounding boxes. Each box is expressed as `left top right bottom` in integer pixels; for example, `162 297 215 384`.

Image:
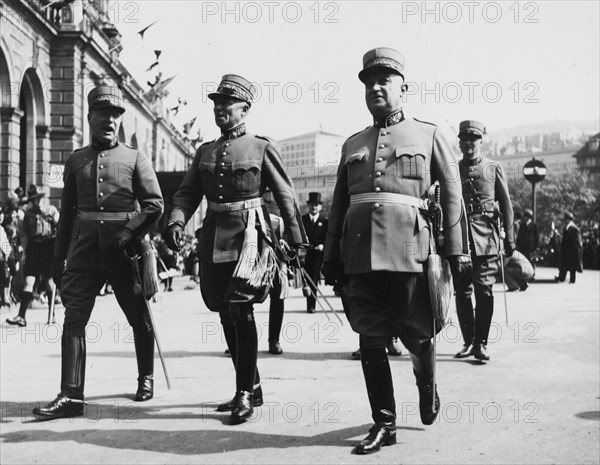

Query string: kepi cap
27 184 45 201
564 211 574 220
523 209 533 218
208 74 256 105
458 120 486 139
307 192 322 204
88 86 125 113
358 47 405 82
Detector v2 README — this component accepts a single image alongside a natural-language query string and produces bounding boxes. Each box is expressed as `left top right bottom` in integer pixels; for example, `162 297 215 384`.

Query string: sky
115 0 600 141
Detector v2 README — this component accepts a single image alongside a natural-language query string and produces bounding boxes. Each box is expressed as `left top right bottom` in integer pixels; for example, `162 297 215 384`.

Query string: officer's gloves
448 254 473 289
322 260 346 287
165 223 183 252
111 228 134 250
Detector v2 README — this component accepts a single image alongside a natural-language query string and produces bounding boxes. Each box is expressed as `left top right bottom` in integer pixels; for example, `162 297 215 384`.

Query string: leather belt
350 192 429 209
466 201 496 214
207 198 264 212
77 210 137 221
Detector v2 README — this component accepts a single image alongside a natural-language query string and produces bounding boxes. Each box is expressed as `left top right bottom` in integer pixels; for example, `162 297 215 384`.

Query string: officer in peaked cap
165 73 307 424
454 119 515 361
33 85 164 420
322 48 470 454
301 192 328 314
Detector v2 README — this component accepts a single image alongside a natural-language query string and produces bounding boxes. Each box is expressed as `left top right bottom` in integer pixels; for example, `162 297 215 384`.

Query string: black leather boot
6 291 33 326
353 347 397 455
455 293 474 357
474 294 493 361
33 335 85 419
231 390 254 424
134 324 155 401
410 340 440 425
217 384 264 412
268 294 284 353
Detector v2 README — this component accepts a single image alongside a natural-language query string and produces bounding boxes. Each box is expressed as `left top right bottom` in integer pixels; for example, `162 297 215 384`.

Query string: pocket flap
345 152 367 165
198 161 216 173
395 146 427 158
232 159 262 171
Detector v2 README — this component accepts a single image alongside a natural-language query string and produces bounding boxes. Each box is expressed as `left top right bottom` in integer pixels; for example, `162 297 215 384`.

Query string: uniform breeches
344 271 433 355
61 266 152 338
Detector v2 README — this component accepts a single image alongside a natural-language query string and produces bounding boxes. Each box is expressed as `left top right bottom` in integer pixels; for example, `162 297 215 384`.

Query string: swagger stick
47 284 56 325
497 217 510 327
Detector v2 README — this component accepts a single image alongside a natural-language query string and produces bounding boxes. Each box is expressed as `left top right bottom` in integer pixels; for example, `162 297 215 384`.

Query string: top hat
307 192 322 204
358 47 405 82
208 74 256 105
458 120 486 139
88 86 126 113
27 184 45 201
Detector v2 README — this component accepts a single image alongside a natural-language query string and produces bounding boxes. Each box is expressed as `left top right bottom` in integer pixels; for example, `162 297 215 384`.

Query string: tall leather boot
133 324 155 401
6 291 33 326
409 340 440 425
230 303 258 423
32 335 86 419
216 316 263 412
268 296 284 354
454 293 474 358
473 293 493 361
353 347 396 455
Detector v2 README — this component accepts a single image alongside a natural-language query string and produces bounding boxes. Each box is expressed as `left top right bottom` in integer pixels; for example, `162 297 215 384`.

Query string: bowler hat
358 47 405 82
208 74 256 105
27 184 45 201
307 192 322 204
564 211 574 220
458 120 486 139
88 86 126 113
523 209 533 218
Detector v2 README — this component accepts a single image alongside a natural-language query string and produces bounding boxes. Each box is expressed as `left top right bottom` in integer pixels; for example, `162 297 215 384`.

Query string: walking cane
497 217 510 326
47 284 56 325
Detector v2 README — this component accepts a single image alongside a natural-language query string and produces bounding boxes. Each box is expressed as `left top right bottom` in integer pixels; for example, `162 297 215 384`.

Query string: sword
46 284 56 325
127 249 172 390
497 217 510 326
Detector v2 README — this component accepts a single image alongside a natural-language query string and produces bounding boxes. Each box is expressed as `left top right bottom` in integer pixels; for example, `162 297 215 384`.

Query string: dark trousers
268 275 284 343
303 249 323 311
557 267 576 283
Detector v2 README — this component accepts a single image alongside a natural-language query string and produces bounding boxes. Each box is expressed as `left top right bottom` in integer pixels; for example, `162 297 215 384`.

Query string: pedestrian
322 48 470 455
453 120 515 362
556 211 582 283
516 208 538 262
301 192 327 313
0 206 13 308
164 74 307 424
32 86 164 420
6 185 59 327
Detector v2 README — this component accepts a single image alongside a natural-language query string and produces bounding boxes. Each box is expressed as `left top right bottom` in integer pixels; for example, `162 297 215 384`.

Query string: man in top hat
301 192 328 313
32 85 164 420
165 74 307 424
322 48 470 454
516 208 538 262
6 185 59 326
453 120 515 362
556 211 582 283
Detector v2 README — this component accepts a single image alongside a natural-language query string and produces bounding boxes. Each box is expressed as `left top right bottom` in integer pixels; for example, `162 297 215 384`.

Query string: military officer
453 120 515 361
33 86 164 420
322 48 470 455
165 74 306 424
6 184 59 327
301 192 328 313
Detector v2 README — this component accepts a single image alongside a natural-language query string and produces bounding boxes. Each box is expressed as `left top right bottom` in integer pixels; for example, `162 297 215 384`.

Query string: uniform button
100 220 104 224
376 171 382 177
98 178 103 183
374 203 380 208
221 162 226 167
377 157 383 162
99 192 104 197
218 185 223 189
219 173 224 177
381 131 388 135
222 152 227 156
224 142 230 147
218 195 223 200
100 153 106 157
378 144 386 149
375 187 381 192
99 207 104 211
99 165 104 169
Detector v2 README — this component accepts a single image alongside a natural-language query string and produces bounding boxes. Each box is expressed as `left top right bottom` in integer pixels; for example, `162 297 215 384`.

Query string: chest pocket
395 146 427 180
345 151 367 185
232 159 262 194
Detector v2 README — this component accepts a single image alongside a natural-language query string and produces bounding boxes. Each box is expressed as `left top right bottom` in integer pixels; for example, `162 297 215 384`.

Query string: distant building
491 149 579 184
1 0 200 231
573 133 600 183
277 129 344 205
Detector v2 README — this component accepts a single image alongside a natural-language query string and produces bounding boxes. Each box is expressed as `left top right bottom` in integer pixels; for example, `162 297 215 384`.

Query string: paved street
1 266 598 464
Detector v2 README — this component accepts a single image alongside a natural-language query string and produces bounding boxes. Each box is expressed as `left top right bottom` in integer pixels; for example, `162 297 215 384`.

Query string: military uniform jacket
324 115 466 274
55 143 164 270
169 128 306 264
459 157 514 256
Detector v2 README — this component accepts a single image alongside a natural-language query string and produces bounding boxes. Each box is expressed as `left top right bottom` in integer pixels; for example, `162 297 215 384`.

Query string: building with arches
0 0 195 224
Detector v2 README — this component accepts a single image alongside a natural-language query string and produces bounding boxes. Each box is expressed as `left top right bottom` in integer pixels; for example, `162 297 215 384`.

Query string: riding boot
133 324 155 401
409 340 440 425
474 294 493 361
353 347 396 455
32 335 86 419
268 296 284 354
455 293 474 346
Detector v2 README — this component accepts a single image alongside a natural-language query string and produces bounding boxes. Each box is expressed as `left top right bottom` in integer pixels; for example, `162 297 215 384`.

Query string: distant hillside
489 119 599 143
